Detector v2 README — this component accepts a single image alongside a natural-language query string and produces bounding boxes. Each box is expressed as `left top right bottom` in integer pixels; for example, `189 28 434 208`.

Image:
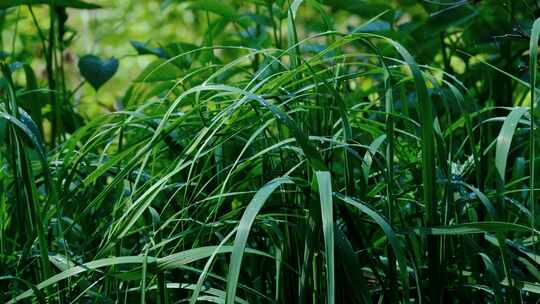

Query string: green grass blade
384 36 439 304
412 222 536 236
495 107 528 182
529 17 540 263
478 253 504 304
335 193 410 304
315 171 334 304
225 177 294 304
333 227 372 303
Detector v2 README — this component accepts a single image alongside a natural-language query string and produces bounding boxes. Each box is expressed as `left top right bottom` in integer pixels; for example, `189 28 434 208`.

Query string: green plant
1 0 540 303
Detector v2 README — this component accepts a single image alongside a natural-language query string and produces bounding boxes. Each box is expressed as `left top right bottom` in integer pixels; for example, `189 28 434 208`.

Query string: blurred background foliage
2 0 539 134
2 0 203 119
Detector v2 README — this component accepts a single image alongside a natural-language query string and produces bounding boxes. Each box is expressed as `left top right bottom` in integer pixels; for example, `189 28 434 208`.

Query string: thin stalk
529 17 540 264
46 5 58 145
267 1 280 49
10 7 20 55
384 62 398 303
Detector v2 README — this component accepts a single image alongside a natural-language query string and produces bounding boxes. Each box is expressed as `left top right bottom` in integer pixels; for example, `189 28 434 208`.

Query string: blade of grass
495 107 527 183
315 171 334 304
334 192 410 304
528 17 540 264
225 177 294 304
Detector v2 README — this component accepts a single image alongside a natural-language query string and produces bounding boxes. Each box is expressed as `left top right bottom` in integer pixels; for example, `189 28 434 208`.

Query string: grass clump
1 1 540 303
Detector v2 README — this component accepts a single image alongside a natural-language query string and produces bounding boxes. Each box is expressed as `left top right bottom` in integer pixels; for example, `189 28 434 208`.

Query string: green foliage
1 0 540 303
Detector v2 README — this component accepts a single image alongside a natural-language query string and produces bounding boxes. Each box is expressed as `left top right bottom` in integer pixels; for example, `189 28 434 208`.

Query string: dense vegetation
1 0 540 303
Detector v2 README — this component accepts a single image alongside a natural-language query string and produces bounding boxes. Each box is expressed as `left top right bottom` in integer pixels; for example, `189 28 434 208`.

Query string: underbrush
1 2 540 303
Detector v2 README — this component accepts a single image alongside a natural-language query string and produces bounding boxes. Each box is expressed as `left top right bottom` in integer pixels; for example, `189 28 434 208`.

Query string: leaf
424 2 478 36
287 0 303 70
78 55 119 91
0 110 46 165
333 227 372 303
362 134 386 185
189 230 237 304
501 279 540 294
354 20 391 33
0 0 101 9
479 253 504 304
315 171 335 304
18 63 45 135
495 107 528 182
412 222 536 236
226 177 294 304
381 35 437 301
334 193 410 304
529 17 540 244
130 41 166 58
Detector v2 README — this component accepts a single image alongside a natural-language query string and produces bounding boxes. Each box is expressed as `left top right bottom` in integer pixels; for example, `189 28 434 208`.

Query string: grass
1 1 540 303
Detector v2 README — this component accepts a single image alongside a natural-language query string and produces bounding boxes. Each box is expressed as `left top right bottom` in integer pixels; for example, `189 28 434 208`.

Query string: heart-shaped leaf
78 55 119 91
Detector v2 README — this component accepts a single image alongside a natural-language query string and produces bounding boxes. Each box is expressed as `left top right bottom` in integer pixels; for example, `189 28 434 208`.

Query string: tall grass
1 2 540 303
